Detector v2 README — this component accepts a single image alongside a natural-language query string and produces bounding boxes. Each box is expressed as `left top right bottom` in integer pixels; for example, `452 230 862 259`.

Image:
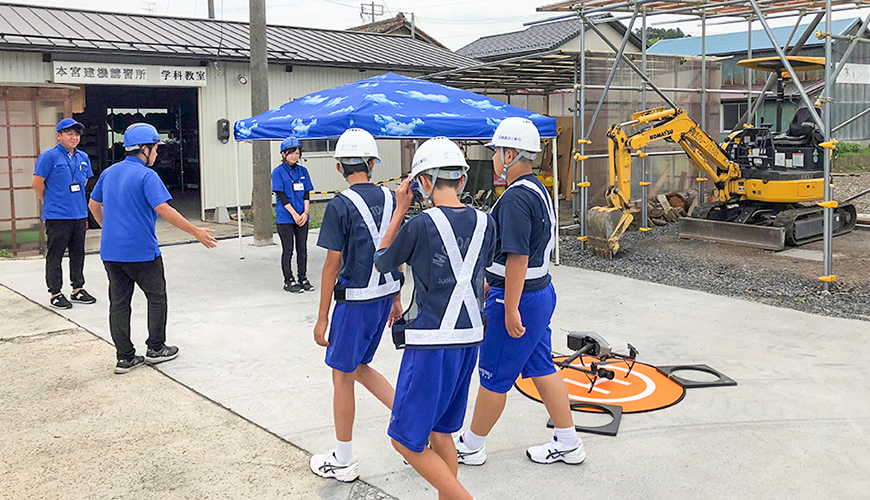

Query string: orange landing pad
514 355 685 413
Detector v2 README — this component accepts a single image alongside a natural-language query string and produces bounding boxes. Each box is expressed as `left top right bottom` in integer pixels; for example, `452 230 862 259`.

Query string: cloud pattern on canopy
233 73 556 141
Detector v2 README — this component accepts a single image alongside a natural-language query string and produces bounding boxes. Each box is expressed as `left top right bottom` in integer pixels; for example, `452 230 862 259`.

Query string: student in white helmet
373 137 495 500
454 117 586 466
310 128 403 483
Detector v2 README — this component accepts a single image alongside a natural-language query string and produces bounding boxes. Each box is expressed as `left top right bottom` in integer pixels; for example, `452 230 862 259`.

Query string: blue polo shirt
90 156 172 263
272 162 313 224
33 143 93 220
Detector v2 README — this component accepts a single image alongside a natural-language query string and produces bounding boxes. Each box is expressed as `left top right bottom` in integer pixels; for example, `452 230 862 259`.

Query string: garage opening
74 85 200 225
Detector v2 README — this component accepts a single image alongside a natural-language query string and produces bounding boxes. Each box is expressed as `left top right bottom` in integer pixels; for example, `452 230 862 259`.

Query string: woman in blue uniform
271 137 314 293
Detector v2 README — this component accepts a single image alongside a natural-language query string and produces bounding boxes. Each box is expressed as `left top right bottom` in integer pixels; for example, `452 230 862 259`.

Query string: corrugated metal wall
0 51 405 215
0 51 53 82
201 64 404 211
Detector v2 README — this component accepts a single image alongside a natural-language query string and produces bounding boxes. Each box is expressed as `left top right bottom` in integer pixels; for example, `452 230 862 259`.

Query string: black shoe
115 355 145 374
299 278 314 292
50 293 72 310
145 345 179 364
70 289 97 304
283 278 296 292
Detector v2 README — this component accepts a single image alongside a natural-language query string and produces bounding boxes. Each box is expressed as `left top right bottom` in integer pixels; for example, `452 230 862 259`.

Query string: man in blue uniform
310 128 402 482
88 123 217 375
374 137 495 500
272 136 314 293
31 118 97 309
454 117 586 465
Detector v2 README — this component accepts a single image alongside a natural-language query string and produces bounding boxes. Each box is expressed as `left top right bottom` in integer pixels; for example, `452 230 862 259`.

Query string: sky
19 0 870 52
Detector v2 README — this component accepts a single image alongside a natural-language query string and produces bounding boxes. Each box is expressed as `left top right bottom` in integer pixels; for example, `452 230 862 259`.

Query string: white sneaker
526 437 586 465
309 450 360 482
454 434 487 466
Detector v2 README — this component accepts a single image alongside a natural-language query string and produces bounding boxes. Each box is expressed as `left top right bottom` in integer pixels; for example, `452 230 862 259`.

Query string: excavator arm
587 108 742 259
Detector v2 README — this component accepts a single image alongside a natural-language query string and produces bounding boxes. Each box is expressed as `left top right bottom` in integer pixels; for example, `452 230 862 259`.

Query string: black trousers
277 222 309 282
104 257 167 360
44 218 88 295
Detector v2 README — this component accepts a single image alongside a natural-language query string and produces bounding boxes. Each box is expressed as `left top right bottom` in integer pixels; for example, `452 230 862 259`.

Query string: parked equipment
586 107 856 258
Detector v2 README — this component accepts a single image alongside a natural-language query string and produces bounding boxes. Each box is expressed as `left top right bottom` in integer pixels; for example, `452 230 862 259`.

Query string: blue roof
648 18 860 56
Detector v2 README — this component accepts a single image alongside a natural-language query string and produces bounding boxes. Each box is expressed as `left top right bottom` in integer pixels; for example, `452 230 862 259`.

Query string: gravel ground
834 171 870 213
558 223 870 322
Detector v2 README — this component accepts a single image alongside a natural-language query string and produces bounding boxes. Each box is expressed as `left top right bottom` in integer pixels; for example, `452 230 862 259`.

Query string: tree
634 27 690 48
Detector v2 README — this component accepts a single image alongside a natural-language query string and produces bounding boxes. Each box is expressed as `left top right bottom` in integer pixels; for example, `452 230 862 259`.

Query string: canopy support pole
235 140 244 260
553 138 560 266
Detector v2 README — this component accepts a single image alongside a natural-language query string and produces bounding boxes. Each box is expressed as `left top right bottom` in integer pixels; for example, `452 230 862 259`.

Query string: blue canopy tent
233 72 557 141
232 72 562 262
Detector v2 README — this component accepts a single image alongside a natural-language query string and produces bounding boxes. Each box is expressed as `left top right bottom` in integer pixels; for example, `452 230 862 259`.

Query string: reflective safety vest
334 186 402 302
394 207 488 349
486 179 556 281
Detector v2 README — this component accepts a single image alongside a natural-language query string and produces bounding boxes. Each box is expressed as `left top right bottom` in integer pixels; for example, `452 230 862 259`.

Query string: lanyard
282 162 298 181
62 149 78 184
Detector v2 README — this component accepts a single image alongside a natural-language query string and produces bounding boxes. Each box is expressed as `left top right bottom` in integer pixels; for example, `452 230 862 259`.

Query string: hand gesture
395 178 414 214
297 211 308 226
314 317 329 347
505 308 526 338
388 296 403 327
194 227 218 248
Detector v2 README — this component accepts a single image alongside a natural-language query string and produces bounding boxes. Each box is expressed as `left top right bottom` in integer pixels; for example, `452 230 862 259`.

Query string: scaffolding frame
537 0 870 290
427 0 870 287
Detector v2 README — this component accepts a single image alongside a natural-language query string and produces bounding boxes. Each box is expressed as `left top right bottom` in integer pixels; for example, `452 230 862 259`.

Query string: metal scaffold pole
747 15 753 127
640 6 650 233
579 10 588 249
822 0 835 290
698 11 707 207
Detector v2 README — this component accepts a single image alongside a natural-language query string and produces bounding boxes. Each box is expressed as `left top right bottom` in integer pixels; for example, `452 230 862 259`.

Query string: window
300 139 335 155
722 102 749 132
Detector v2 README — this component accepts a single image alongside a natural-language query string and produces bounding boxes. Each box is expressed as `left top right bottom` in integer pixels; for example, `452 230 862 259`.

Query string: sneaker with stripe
454 433 487 466
526 436 586 465
309 450 359 482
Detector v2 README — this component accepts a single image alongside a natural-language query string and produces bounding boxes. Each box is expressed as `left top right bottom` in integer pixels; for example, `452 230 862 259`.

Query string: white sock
334 439 353 465
462 430 486 451
553 427 580 448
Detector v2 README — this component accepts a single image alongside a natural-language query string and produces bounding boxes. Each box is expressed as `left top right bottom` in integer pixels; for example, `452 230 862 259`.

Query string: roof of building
648 18 862 56
0 3 476 72
456 14 642 62
347 12 448 50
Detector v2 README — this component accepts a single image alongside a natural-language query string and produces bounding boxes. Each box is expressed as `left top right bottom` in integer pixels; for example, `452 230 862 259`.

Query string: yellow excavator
586 106 857 259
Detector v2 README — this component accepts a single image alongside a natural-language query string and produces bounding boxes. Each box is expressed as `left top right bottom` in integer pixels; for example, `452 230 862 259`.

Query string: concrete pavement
1 232 869 499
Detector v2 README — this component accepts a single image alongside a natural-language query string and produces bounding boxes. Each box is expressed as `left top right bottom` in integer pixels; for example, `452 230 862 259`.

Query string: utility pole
360 2 383 24
208 0 215 19
411 12 415 40
249 0 272 246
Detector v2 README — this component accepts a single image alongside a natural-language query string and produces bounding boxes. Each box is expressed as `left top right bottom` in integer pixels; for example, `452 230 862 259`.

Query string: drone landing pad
515 355 685 414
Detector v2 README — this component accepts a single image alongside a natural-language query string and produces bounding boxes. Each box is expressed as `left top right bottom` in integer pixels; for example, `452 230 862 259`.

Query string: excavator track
773 203 857 246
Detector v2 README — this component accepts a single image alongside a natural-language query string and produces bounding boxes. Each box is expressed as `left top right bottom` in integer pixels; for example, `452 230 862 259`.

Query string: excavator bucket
587 206 634 259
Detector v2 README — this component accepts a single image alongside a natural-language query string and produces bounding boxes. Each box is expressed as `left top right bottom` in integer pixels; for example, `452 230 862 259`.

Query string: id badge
70 183 81 193
293 182 304 191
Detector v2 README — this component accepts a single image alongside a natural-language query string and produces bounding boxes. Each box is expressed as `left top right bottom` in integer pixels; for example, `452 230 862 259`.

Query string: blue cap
281 137 302 152
56 118 84 133
123 123 164 149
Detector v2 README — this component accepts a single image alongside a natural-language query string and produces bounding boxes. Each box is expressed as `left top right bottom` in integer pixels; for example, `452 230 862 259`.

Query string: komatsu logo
649 130 673 140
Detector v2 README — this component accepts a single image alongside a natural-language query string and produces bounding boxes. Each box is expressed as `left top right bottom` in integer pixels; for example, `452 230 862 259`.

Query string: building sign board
52 61 207 87
836 64 870 85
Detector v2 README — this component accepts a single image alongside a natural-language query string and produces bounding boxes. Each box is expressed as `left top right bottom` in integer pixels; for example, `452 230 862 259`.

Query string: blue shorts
325 298 392 373
388 346 479 453
478 283 557 394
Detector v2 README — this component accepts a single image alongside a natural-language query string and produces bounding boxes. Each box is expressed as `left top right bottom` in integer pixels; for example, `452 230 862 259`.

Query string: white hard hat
410 137 469 181
486 117 542 153
334 128 380 162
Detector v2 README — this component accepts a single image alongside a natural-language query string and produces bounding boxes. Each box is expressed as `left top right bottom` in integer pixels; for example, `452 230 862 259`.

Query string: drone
556 331 639 393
